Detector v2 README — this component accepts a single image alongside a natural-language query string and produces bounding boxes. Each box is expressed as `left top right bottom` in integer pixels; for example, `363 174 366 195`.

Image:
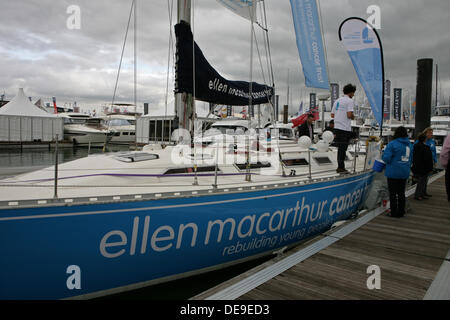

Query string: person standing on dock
413 127 436 198
439 133 450 203
331 84 356 174
423 127 438 166
382 126 413 218
412 133 434 201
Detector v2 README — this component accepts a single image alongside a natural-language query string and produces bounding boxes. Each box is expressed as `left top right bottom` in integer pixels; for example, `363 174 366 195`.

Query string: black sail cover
175 21 273 106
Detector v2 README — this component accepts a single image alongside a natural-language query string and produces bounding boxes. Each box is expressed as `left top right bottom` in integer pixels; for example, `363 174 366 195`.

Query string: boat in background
102 113 137 145
431 105 450 144
61 112 113 146
268 122 296 141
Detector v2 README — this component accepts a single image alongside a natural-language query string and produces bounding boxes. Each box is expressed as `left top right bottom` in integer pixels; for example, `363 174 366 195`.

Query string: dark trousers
446 168 450 202
334 129 352 169
414 174 428 198
387 178 407 217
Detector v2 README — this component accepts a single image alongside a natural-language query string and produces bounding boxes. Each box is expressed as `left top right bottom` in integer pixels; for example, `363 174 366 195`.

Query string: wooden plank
241 175 450 300
424 250 450 300
197 175 449 300
325 238 443 272
319 245 438 280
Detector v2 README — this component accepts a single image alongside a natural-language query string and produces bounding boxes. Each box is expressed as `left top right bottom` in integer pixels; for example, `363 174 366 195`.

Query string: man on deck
297 113 315 140
331 84 356 174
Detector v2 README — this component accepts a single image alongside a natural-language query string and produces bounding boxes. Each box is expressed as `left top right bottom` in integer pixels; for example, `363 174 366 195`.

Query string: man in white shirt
331 84 356 173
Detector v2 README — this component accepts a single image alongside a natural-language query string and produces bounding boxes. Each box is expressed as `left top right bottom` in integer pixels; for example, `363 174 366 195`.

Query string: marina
0 0 449 303
192 173 449 300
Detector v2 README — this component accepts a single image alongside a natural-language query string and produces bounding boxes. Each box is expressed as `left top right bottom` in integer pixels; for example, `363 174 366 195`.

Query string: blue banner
384 80 391 120
330 83 339 112
309 93 316 111
290 0 330 90
339 18 384 127
393 88 402 121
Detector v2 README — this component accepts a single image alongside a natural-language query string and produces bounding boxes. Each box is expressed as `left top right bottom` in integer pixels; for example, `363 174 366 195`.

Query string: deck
192 172 450 300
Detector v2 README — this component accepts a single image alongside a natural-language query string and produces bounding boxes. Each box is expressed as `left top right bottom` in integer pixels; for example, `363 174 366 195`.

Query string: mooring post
415 58 433 137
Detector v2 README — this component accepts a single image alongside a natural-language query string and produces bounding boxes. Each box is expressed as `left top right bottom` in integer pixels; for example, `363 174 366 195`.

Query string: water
0 145 273 299
96 255 272 300
0 145 130 178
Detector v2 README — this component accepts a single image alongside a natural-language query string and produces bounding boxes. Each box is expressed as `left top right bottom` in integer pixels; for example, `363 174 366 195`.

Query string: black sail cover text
175 21 273 106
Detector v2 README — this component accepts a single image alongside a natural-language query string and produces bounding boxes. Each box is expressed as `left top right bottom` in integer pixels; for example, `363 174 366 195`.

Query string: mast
287 69 290 111
246 3 255 182
175 0 194 136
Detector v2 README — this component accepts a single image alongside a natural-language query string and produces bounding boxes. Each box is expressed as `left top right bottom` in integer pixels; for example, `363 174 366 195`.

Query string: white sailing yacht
0 0 380 299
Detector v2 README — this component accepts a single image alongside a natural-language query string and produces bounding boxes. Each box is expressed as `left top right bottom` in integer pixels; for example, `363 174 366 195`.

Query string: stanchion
308 148 312 179
193 164 199 186
213 141 219 189
353 139 358 173
54 134 59 199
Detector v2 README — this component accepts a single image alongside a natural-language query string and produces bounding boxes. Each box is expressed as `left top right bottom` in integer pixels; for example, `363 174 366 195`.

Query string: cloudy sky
1 0 449 114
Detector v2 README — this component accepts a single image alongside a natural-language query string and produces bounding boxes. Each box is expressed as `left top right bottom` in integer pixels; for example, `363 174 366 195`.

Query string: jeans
414 174 428 198
334 129 353 169
387 178 407 217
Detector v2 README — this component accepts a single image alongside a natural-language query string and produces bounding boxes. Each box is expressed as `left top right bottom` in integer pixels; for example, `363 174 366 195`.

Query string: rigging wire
133 0 137 110
105 0 135 152
261 0 275 88
111 0 134 108
252 25 267 88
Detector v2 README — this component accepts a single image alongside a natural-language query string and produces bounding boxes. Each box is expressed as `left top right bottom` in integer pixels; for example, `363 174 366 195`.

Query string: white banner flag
216 0 257 21
339 17 384 126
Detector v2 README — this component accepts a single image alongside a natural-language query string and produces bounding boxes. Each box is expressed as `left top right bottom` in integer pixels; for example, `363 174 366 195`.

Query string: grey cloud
0 0 449 112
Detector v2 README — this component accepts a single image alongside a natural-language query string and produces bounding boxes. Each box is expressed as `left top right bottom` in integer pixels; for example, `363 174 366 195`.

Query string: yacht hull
0 171 373 299
64 130 112 146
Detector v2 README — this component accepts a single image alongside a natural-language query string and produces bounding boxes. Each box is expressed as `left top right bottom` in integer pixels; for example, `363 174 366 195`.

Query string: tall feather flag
297 101 304 116
338 17 385 127
290 0 330 90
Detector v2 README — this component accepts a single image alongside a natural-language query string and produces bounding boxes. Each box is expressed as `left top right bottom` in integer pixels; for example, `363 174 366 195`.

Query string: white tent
0 88 64 142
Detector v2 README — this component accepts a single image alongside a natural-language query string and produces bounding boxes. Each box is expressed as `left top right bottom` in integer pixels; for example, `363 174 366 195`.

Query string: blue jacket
414 139 437 164
382 137 413 179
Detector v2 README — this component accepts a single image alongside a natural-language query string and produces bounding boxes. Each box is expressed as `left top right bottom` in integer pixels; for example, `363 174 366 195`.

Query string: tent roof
0 88 57 118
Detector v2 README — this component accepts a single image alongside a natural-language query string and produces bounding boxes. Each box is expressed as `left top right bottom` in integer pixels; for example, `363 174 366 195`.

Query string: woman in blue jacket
382 126 413 218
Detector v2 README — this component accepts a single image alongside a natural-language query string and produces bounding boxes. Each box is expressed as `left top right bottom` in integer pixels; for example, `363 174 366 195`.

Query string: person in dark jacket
382 126 413 218
297 114 315 140
413 127 437 197
439 133 450 202
412 133 434 200
325 119 335 133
